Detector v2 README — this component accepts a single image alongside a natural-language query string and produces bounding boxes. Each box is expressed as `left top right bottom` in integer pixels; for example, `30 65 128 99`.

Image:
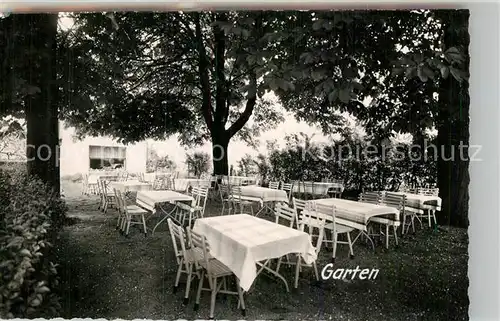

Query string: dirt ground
54 180 469 321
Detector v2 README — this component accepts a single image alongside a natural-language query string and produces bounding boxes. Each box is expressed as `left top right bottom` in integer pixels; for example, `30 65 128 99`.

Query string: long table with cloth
293 181 344 195
239 185 289 216
136 190 194 233
192 214 317 292
306 198 400 249
174 178 211 192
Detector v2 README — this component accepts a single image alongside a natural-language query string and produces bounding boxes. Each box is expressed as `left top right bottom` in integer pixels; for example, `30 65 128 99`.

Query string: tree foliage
185 151 210 178
146 148 176 173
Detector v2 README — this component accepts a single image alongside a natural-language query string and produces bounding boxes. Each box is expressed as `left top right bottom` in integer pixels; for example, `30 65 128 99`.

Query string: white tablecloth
193 214 317 291
227 176 257 186
174 178 211 191
136 190 193 212
309 198 400 226
293 182 344 195
110 181 152 193
87 174 119 184
240 186 289 203
389 192 442 210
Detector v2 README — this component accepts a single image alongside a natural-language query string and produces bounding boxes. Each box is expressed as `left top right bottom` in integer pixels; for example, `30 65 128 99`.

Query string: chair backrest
359 191 382 204
274 202 296 228
281 182 293 192
268 181 280 189
303 202 328 254
293 197 307 214
407 187 419 194
383 192 406 211
192 186 209 214
230 185 244 203
309 202 334 225
329 186 343 198
186 228 211 273
113 188 123 213
167 218 188 265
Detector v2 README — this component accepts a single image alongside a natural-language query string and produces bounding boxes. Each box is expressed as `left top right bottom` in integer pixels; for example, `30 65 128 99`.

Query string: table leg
256 259 290 293
151 203 177 234
351 230 375 250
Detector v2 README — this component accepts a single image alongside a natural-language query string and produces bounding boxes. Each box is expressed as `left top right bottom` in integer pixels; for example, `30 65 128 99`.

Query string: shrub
0 169 67 318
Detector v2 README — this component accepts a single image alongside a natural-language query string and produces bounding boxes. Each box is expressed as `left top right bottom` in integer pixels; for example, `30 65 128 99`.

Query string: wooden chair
228 185 254 215
116 189 148 237
370 192 404 248
168 218 204 305
280 182 294 201
358 191 382 204
188 229 246 319
268 181 280 189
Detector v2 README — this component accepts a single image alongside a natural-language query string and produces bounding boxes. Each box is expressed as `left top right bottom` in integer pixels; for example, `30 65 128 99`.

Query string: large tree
58 12 288 175
272 10 469 227
0 14 60 194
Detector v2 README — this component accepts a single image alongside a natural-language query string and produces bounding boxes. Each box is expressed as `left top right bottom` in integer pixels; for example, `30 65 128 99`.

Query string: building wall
59 122 147 176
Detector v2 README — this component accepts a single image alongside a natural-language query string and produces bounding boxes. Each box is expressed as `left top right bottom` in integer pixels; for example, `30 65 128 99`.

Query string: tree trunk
435 10 470 228
212 132 229 176
24 14 60 196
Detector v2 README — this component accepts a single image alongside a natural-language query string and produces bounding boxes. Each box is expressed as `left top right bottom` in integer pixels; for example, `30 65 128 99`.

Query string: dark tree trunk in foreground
24 14 60 195
435 10 470 228
212 132 229 176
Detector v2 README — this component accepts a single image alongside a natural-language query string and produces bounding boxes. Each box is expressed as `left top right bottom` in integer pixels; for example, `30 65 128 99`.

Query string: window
89 145 126 170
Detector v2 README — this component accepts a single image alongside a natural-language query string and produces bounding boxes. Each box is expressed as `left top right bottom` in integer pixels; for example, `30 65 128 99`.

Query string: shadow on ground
54 180 469 321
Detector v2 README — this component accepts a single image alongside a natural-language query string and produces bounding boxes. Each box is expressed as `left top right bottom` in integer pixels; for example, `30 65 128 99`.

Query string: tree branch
228 71 257 138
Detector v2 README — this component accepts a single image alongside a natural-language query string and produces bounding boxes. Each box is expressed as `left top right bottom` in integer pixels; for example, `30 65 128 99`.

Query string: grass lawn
54 180 468 321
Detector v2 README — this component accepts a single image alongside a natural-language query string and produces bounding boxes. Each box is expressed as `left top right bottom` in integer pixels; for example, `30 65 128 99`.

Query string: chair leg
385 225 389 249
174 259 183 293
121 214 128 232
347 232 354 258
126 218 131 236
183 264 193 305
393 225 399 245
194 270 204 311
141 214 147 237
432 210 437 226
331 232 338 262
209 277 217 319
313 261 319 281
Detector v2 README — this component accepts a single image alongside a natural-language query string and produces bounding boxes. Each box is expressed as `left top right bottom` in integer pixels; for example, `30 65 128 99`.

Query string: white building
59 122 147 176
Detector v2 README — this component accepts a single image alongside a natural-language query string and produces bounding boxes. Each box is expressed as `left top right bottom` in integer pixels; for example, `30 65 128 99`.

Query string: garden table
387 191 442 231
88 174 119 184
227 176 258 186
174 178 211 192
293 181 344 195
110 181 152 193
388 192 441 211
240 185 289 216
307 198 400 249
136 190 194 234
193 214 317 292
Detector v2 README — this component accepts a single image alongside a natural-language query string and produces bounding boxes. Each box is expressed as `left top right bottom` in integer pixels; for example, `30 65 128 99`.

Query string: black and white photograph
1 8 471 321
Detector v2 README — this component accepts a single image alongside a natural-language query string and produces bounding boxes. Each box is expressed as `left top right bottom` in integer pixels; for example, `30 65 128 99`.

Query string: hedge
0 168 67 318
